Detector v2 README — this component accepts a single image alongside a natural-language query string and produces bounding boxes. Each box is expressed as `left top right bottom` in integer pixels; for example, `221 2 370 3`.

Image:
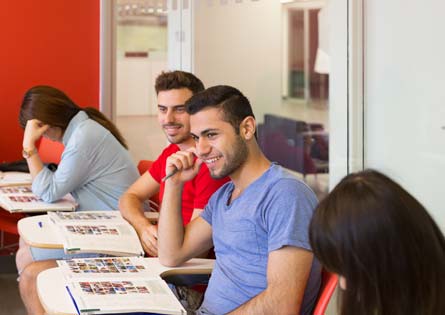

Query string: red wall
0 1 100 162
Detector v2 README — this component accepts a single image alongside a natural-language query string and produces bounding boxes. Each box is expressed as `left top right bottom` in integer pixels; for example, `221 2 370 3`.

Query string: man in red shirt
119 71 229 257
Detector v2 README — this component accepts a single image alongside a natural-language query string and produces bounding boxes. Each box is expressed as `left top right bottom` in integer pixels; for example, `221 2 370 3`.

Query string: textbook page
66 276 185 315
0 186 76 213
57 257 156 279
48 211 144 257
0 171 32 187
48 211 124 225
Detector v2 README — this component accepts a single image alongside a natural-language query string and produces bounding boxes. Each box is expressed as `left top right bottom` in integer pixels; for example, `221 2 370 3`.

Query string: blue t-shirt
32 111 139 210
200 164 321 315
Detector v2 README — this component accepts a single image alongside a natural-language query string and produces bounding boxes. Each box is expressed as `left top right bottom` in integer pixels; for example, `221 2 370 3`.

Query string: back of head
19 85 128 149
155 70 204 95
19 85 79 130
309 169 445 315
185 85 255 134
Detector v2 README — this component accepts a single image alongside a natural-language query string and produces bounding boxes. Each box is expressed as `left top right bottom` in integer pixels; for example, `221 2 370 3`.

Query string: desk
37 258 214 315
17 212 160 249
18 214 62 249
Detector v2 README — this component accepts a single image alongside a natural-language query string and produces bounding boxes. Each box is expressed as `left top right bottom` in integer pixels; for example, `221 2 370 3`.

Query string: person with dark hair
119 71 228 259
309 169 445 315
17 85 139 315
18 85 137 209
158 85 321 314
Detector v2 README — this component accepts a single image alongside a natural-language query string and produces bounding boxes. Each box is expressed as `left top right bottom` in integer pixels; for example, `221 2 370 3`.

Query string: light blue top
199 164 321 315
32 111 139 211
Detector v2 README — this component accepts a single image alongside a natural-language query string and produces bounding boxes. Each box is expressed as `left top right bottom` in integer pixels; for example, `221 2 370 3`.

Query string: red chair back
313 270 338 315
0 211 25 254
0 211 25 235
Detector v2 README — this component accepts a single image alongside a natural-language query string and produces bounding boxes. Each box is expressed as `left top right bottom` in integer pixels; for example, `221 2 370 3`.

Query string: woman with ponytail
16 86 139 281
18 85 138 210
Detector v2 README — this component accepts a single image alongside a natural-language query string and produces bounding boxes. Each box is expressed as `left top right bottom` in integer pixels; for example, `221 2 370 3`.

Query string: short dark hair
155 71 204 95
309 169 445 315
185 85 255 134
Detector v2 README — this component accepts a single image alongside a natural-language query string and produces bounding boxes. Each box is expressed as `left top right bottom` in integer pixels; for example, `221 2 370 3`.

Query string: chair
313 270 338 315
257 114 329 178
137 160 160 212
0 211 26 254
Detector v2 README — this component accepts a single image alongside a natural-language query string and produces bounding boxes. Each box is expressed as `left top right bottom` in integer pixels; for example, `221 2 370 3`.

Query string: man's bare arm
158 151 213 266
119 172 160 256
229 246 313 315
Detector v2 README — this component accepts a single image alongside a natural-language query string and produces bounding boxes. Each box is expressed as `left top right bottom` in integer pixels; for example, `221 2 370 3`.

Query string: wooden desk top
18 214 63 249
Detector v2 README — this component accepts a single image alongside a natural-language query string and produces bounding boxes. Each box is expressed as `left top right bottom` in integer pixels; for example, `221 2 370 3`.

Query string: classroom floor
0 255 25 314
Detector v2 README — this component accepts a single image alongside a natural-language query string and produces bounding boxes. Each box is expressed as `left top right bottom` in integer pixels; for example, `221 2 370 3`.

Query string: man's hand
165 149 202 184
138 223 159 256
23 119 49 149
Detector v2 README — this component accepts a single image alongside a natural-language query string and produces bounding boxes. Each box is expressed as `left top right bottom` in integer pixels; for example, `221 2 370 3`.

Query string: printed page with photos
57 257 155 279
48 211 144 257
66 276 185 315
0 171 32 187
0 185 76 213
48 211 124 225
57 257 186 314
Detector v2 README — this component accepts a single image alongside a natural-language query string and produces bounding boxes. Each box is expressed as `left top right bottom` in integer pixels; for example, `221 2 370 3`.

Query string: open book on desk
0 185 77 213
48 211 144 257
0 171 32 187
38 257 215 315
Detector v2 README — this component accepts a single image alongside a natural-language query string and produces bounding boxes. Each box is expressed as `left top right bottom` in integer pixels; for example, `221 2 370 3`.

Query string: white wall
364 0 445 231
116 52 167 116
116 23 168 116
192 0 282 123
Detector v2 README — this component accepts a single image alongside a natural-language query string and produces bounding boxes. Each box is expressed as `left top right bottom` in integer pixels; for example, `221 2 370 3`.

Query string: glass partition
193 0 330 198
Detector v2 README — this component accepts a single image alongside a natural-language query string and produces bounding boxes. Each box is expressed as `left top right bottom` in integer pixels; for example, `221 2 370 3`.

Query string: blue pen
38 221 43 228
65 285 81 315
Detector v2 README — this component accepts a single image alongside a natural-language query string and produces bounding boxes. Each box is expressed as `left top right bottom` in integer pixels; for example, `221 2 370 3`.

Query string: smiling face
157 88 194 146
190 107 248 179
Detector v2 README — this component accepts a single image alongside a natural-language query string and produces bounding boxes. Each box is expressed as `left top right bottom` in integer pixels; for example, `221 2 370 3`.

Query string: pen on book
66 285 81 315
161 167 179 182
38 221 43 228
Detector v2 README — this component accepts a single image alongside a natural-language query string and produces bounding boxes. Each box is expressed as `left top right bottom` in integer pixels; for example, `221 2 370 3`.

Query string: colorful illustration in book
64 225 120 236
0 186 32 194
8 195 39 203
79 281 151 295
65 258 146 274
54 212 118 221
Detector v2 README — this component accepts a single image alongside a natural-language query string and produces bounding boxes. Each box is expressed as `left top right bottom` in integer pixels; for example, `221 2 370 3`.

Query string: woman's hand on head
23 119 49 149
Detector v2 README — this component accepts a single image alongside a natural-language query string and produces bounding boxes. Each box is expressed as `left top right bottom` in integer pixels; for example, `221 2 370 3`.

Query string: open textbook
57 257 190 315
0 171 32 187
0 185 77 213
48 211 144 257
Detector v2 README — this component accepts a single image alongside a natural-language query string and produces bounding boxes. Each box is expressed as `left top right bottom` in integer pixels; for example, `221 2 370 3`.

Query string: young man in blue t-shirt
158 85 322 315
